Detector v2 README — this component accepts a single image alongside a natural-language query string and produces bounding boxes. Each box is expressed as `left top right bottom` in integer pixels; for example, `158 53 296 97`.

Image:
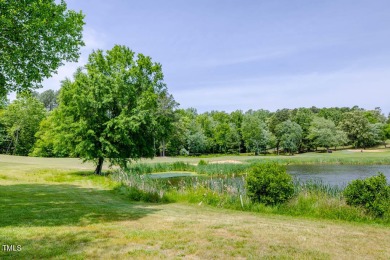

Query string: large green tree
0 0 84 96
339 111 371 148
242 113 274 155
185 120 207 155
292 108 314 152
308 117 347 150
275 120 302 155
1 93 46 155
55 45 172 174
31 109 71 157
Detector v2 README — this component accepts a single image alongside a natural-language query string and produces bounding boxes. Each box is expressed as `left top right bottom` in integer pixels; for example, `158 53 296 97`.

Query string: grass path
1 155 390 258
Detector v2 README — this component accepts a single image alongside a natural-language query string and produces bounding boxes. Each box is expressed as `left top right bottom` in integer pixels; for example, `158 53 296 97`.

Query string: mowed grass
1 155 390 259
140 148 390 165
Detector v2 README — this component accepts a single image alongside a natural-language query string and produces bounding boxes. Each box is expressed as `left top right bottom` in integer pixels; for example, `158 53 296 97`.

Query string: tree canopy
51 45 173 174
1 93 46 155
308 117 347 150
0 0 84 96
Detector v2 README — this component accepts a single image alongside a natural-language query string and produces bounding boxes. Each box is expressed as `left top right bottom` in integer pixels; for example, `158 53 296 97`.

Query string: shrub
343 173 390 216
198 159 208 166
246 162 294 205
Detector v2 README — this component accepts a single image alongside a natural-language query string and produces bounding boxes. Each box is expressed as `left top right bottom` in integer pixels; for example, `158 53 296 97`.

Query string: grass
1 154 390 258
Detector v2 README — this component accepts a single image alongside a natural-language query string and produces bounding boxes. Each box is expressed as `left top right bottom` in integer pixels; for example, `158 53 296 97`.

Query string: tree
0 108 7 153
185 120 207 155
242 113 273 155
308 117 347 150
363 123 384 148
364 107 386 124
37 89 59 111
1 93 46 155
31 109 72 157
164 109 188 156
55 45 171 175
0 0 84 96
230 110 244 152
317 107 345 125
155 92 178 156
268 109 290 153
339 111 371 148
268 108 290 134
292 108 314 152
196 112 216 153
210 111 231 153
381 124 390 148
275 120 302 155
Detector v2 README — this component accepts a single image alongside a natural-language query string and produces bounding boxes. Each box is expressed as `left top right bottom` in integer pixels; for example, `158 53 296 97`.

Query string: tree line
158 105 390 156
1 85 390 160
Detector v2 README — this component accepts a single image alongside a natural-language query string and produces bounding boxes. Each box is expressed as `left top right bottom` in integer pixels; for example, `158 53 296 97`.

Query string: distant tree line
1 91 389 158
159 106 390 156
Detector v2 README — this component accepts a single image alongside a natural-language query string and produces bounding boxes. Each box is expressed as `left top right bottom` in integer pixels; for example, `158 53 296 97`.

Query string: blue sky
39 0 390 114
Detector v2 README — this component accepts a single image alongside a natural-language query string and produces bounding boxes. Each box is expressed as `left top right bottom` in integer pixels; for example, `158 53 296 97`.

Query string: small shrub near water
246 162 294 205
343 173 390 217
198 159 208 166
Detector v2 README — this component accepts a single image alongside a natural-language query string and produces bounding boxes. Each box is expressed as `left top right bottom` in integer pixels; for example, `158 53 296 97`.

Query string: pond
287 165 390 187
149 165 390 188
148 172 196 179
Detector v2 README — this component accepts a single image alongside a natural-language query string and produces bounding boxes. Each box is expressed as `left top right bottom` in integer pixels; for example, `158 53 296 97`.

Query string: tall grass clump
112 171 169 203
197 163 249 175
126 162 196 174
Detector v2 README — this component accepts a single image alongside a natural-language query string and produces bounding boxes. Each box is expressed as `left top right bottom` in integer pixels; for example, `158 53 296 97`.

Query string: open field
1 155 390 258
1 147 390 171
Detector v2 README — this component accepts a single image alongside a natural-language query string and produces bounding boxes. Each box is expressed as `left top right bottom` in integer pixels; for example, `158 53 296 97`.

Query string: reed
114 168 390 225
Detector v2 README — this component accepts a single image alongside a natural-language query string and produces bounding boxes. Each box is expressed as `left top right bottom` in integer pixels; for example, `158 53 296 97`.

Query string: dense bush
343 173 390 216
246 162 294 205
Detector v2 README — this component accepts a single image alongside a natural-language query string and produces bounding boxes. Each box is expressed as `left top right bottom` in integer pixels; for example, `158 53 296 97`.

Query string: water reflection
287 165 390 187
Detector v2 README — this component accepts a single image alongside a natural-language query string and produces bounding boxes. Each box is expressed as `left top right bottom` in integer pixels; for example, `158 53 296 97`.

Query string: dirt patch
209 160 244 164
347 149 384 153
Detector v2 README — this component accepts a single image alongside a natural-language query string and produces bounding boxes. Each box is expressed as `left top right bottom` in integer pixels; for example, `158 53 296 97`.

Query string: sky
36 0 390 114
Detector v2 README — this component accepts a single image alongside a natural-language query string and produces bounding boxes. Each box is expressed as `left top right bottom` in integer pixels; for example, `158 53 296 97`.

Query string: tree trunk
94 157 104 175
162 138 166 157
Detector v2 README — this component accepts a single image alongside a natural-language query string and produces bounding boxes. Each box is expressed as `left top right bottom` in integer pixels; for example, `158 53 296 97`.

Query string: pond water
149 165 390 188
149 172 196 179
287 165 390 187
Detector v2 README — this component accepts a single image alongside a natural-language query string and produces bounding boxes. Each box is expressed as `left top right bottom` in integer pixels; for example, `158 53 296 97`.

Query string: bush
198 159 208 166
343 173 390 216
246 162 294 205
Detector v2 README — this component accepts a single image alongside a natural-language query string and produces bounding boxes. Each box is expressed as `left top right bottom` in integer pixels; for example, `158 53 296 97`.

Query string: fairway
1 155 390 259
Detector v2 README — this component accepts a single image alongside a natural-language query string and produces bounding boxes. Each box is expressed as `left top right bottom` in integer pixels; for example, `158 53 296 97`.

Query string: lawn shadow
0 183 160 227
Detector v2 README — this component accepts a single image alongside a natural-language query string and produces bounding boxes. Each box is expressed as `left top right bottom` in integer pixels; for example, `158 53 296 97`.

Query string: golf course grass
1 152 390 259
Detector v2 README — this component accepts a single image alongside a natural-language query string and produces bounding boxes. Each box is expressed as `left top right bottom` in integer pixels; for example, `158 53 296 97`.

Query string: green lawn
1 154 390 259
